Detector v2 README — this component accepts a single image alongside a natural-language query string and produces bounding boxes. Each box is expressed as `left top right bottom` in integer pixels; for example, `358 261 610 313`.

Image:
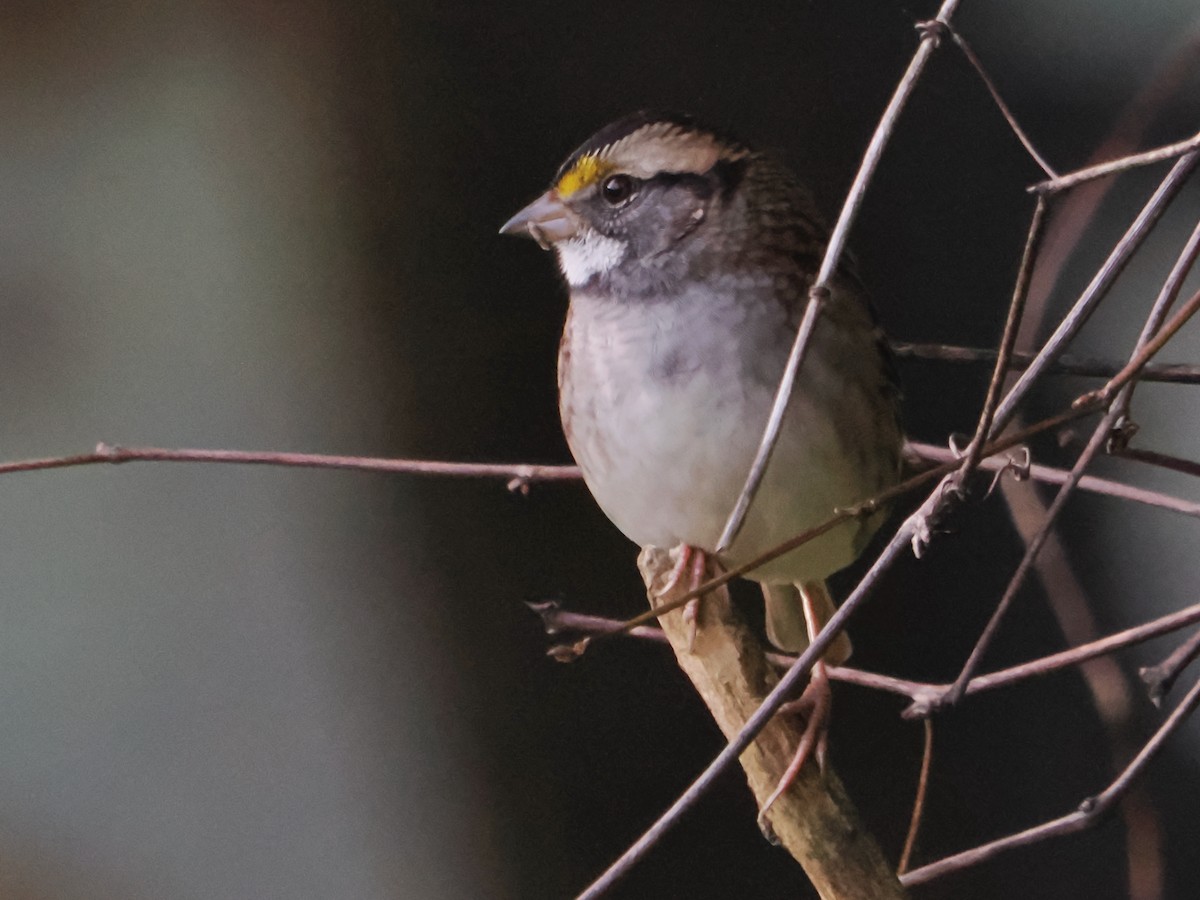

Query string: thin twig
1140 629 1200 706
942 286 1200 708
0 443 581 492
941 24 1058 178
998 36 1200 899
900 675 1200 887
526 603 676 643
993 150 1200 433
903 601 1200 704
908 442 1200 519
1115 446 1200 480
715 287 825 552
532 597 1200 709
1032 129 1200 194
890 342 1200 384
566 398 1107 655
898 719 934 875
992 32 1200 897
1076 286 1200 410
5 440 1195 516
958 195 1048 483
1109 215 1200 430
714 0 961 554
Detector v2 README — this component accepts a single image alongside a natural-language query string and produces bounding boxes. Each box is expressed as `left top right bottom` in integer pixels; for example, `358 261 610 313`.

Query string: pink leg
758 586 835 822
758 662 832 822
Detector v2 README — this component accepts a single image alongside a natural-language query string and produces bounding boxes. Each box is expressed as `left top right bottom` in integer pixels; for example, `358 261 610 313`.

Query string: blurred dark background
2 1 1199 897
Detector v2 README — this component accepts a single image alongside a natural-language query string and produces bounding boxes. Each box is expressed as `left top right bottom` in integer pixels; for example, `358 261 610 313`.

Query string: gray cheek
629 201 687 257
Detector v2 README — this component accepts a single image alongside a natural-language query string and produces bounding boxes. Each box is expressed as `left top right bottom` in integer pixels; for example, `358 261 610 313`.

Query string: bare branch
900 675 1200 887
941 287 1200 708
957 195 1048 483
908 442 1200 519
561 399 1108 658
1140 629 1200 706
994 34 1200 894
993 150 1200 433
1076 286 1200 410
1032 129 1200 194
898 720 935 876
889 343 1200 385
4 440 1193 520
531 602 1200 708
0 443 581 492
1115 446 1200 480
941 24 1058 178
714 0 963 554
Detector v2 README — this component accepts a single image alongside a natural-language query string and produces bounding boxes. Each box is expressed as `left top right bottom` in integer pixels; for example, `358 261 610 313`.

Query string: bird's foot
757 660 832 827
654 544 709 651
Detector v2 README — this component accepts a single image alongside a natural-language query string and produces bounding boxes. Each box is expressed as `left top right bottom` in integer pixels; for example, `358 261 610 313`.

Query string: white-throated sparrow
501 111 902 697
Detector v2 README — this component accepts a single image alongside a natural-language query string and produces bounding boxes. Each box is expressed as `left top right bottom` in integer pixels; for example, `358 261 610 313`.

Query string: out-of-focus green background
2 1 1199 897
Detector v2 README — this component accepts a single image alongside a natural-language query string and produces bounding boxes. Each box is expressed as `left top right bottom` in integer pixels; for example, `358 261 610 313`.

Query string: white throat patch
555 230 626 286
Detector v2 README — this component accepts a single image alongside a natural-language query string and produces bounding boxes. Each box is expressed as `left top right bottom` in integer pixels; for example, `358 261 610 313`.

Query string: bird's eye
600 174 635 205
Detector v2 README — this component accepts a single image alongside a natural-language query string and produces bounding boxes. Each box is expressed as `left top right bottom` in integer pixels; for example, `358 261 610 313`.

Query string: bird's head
500 112 753 289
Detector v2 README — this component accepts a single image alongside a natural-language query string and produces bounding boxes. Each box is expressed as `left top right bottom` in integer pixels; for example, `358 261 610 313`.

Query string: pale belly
559 291 898 584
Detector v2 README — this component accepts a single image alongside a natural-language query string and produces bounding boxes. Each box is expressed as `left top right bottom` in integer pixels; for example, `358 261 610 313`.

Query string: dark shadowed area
2 1 1199 898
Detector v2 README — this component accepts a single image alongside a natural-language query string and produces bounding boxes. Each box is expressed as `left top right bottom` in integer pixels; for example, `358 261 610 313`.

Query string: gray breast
558 280 900 585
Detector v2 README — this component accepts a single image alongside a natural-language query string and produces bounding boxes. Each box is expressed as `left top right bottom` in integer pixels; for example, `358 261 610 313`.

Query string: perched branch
635 547 906 900
574 488 936 900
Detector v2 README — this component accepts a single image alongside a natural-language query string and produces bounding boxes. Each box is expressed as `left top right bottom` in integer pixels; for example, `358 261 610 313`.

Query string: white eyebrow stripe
598 122 747 179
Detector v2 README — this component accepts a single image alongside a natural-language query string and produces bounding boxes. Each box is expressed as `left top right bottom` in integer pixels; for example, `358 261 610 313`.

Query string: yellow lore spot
555 155 613 198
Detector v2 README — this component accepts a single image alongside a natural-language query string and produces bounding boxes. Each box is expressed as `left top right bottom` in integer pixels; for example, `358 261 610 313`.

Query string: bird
500 111 903 774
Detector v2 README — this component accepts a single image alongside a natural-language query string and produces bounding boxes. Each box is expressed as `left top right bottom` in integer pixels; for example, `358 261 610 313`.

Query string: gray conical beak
499 190 580 248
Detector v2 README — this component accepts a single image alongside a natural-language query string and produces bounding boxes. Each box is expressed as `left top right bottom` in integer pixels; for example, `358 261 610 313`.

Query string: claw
655 545 709 650
757 661 832 826
654 545 696 598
